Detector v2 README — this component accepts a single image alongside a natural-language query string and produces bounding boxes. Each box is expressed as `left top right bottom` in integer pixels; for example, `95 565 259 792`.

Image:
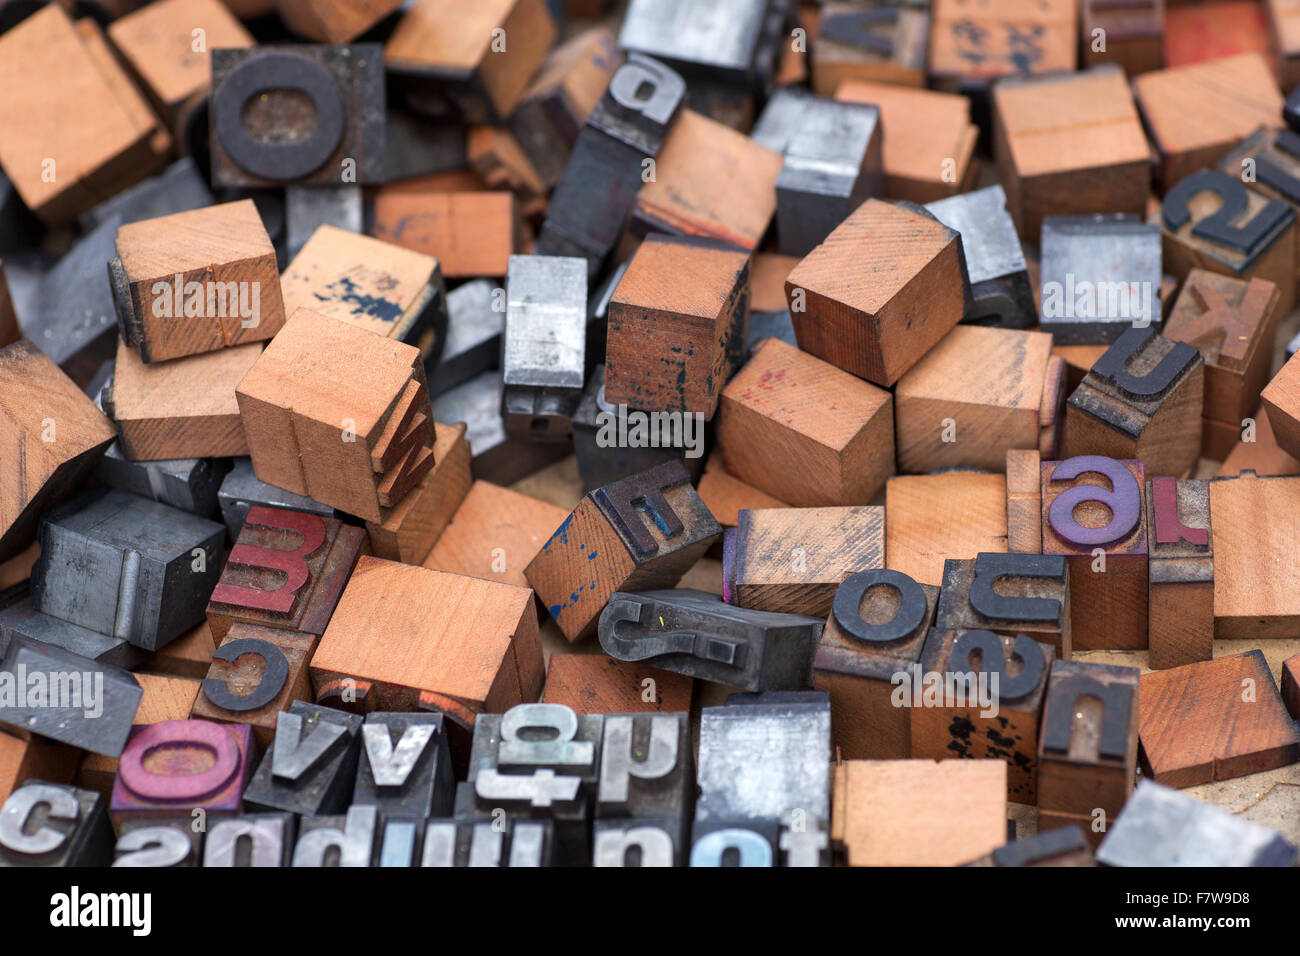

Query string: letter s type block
526 460 722 643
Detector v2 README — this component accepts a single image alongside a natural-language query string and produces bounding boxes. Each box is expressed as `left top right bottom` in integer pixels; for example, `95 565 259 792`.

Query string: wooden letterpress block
142 620 216 680
1262 346 1300 460
894 326 1055 473
365 422 470 564
885 473 1008 589
1061 328 1204 479
111 200 284 362
235 308 435 522
1160 169 1296 315
631 109 782 252
371 191 520 278
696 451 788 530
1139 650 1300 786
1218 403 1300 477
210 44 385 188
992 66 1149 240
386 0 555 123
0 731 79 806
811 2 929 93
424 480 568 592
525 461 721 642
1081 0 1163 75
1041 456 1148 649
0 781 113 867
1037 660 1139 842
1273 0 1300 88
1209 472 1300 637
785 199 969 387
107 0 253 137
311 557 543 716
935 553 1071 661
107 338 260 460
76 673 202 796
0 543 37 593
1163 270 1279 459
34 489 225 651
832 760 1007 867
1054 346 1114 395
0 339 116 562
274 0 403 43
1165 1 1273 69
774 98 883 257
0 6 169 225
606 234 750 416
541 655 693 715
813 568 938 759
929 0 1076 90
910 628 1052 802
717 338 893 506
1283 654 1300 718
206 505 366 642
190 623 315 748
1146 477 1213 669
1006 449 1043 553
1133 53 1283 191
467 127 547 218
836 81 977 204
1217 127 1300 256
280 225 449 362
510 27 623 189
110 719 255 826
725 506 884 616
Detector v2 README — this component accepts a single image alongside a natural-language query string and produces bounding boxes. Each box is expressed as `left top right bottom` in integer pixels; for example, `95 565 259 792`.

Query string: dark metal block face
244 701 364 818
351 711 455 820
927 185 1035 328
0 781 113 867
218 458 334 540
203 813 295 867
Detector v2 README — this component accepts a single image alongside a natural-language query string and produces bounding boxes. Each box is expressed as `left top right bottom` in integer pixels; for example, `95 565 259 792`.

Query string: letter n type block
1036 660 1139 845
1146 477 1213 670
717 337 894 506
1061 327 1204 479
110 719 255 827
1041 456 1148 650
812 569 937 759
207 505 366 641
910 628 1052 803
785 198 970 387
525 460 722 642
606 234 750 416
190 623 317 748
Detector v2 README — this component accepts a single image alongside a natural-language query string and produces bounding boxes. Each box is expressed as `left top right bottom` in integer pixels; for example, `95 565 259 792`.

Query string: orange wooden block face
1041 456 1148 650
1134 53 1284 191
696 452 788 528
1164 270 1279 459
929 0 1076 87
274 0 405 44
190 623 316 749
910 628 1053 803
525 461 722 642
1140 650 1300 787
142 620 217 679
1262 351 1300 461
206 506 368 642
1006 449 1043 554
0 339 116 563
1209 472 1300 637
385 0 556 123
366 422 471 564
813 569 938 760
718 338 894 507
1037 659 1140 834
371 191 521 278
992 65 1150 240
1273 0 1300 88
894 326 1054 473
1146 477 1213 670
1283 653 1300 718
836 81 977 204
1164 1 1273 70
424 479 568 592
0 731 78 804
832 759 1008 867
1081 0 1163 75
468 126 547 216
540 654 693 714
605 234 750 416
785 199 967 387
885 473 1008 589
311 556 543 716
631 109 782 251
108 0 254 128
811 3 928 92
0 6 170 225
1219 403 1300 477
